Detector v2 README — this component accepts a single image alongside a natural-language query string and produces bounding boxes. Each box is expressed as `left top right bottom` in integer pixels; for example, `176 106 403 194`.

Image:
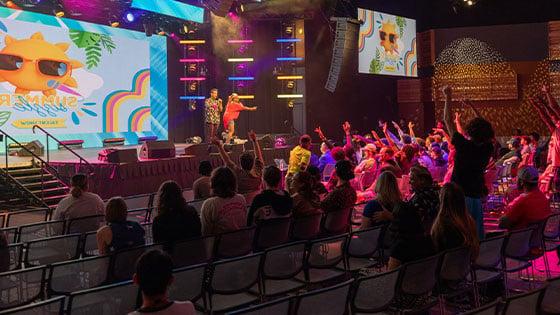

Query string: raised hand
342 121 351 134
442 85 451 97
391 121 401 130
408 121 415 129
542 84 550 94
454 112 461 124
382 122 388 133
248 130 257 142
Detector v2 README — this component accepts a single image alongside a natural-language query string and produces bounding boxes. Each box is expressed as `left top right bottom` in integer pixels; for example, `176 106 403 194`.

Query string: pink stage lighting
180 58 206 63
227 39 254 44
180 77 206 81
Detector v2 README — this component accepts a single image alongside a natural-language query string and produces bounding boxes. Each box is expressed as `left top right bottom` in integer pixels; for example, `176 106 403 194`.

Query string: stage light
228 39 254 44
180 77 206 81
180 58 206 63
277 94 303 99
277 75 303 80
286 81 295 89
180 96 205 100
298 28 303 35
188 64 198 73
287 100 295 108
284 26 294 36
285 44 294 52
228 58 254 62
188 100 197 111
110 19 120 27
276 38 301 43
187 46 197 56
276 57 303 61
238 95 255 100
467 0 473 5
180 40 206 45
125 12 135 23
228 76 254 81
238 45 248 55
6 1 21 10
235 63 247 73
189 82 198 92
236 81 246 89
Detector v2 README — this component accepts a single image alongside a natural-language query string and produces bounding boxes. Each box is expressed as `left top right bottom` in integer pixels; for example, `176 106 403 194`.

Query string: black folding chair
0 266 46 310
6 208 49 227
291 213 322 240
65 214 105 234
66 280 138 315
213 226 256 259
350 268 401 314
254 217 292 251
24 234 81 267
169 263 207 311
170 235 215 268
0 296 64 315
48 255 111 296
294 279 354 315
17 220 65 243
260 241 306 297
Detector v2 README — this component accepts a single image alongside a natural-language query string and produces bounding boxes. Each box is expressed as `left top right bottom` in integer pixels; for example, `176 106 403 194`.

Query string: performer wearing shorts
204 88 222 143
222 93 257 144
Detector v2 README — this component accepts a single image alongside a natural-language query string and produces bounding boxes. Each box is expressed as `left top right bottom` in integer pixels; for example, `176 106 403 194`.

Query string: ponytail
71 187 83 198
70 174 88 198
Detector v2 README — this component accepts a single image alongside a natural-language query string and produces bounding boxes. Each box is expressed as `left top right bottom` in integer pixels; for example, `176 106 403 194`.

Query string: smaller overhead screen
358 8 417 77
131 0 205 23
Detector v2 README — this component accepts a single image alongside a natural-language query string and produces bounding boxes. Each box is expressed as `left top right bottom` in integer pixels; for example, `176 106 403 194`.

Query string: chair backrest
67 280 138 315
291 213 322 240
48 255 111 296
544 213 560 239
262 241 306 280
504 227 534 259
0 215 4 230
0 266 46 310
4 243 22 271
476 235 505 269
65 214 105 235
347 226 382 258
0 296 64 315
254 217 292 250
110 244 163 282
209 253 262 295
126 208 150 224
295 279 353 315
226 296 292 315
214 226 256 259
122 193 152 210
307 234 347 268
0 228 17 244
141 223 153 245
17 220 65 243
459 300 499 315
6 208 49 227
321 208 352 236
82 232 99 257
322 164 335 181
542 276 560 315
399 254 441 296
170 235 215 268
168 263 207 303
440 246 472 282
25 234 81 267
501 286 547 315
351 268 400 313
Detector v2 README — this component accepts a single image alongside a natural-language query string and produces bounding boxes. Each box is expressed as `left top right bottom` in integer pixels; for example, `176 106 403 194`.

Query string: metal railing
32 125 95 176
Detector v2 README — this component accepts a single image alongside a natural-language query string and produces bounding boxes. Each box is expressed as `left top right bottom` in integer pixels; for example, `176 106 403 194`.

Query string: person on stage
223 93 257 144
204 88 223 143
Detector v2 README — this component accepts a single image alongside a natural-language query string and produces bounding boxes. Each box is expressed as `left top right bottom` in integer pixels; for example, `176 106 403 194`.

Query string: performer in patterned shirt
204 88 223 143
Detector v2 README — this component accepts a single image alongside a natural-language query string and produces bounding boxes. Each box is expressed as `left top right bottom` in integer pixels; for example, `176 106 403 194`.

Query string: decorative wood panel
549 21 560 60
417 30 435 68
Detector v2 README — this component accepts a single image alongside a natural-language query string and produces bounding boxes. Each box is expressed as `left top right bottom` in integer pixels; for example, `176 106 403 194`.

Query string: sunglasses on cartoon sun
0 53 71 77
379 31 397 43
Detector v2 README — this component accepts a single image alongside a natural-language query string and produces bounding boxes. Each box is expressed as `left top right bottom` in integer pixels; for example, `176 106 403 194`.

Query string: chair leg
438 295 446 315
543 251 552 279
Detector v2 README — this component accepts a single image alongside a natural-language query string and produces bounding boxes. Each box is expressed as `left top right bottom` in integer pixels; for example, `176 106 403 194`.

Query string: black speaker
203 0 235 17
325 18 360 93
16 140 44 156
139 140 176 159
98 148 138 163
184 143 209 157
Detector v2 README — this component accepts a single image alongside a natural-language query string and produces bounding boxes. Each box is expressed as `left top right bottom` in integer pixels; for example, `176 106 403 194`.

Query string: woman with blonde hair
431 182 480 259
361 171 401 229
222 93 257 144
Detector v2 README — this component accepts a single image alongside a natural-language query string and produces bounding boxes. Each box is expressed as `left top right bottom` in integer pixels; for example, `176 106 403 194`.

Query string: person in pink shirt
222 93 257 144
499 166 551 231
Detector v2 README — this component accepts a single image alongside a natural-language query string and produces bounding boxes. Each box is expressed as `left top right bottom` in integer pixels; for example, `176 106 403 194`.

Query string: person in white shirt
129 250 195 315
52 174 104 233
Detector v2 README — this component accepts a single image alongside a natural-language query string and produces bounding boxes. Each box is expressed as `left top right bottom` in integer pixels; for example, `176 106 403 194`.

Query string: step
22 180 61 189
13 174 55 182
7 168 43 176
42 195 66 205
30 186 69 197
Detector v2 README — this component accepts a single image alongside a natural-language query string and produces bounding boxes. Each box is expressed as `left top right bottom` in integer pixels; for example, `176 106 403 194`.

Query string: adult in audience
193 160 213 200
320 160 357 216
285 134 313 188
318 142 335 173
212 130 263 195
497 137 521 167
408 165 440 234
200 167 247 235
52 174 105 233
291 171 322 218
431 183 480 259
361 171 401 229
247 165 293 225
354 143 378 173
96 197 145 255
442 86 494 239
130 250 195 315
152 181 201 249
499 166 551 230
306 165 328 198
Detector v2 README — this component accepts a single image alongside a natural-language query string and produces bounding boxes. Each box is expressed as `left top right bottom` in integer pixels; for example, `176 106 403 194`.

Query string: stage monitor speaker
16 140 44 157
140 140 176 159
258 135 275 149
325 17 360 93
184 143 209 157
203 0 234 17
98 148 138 163
224 143 244 155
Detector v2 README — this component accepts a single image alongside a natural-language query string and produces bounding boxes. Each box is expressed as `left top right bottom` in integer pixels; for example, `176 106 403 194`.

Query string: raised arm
529 97 555 133
382 122 398 151
408 121 417 144
248 130 263 164
392 121 407 144
542 85 560 119
243 105 257 111
442 86 457 136
371 130 385 148
315 126 334 150
211 137 236 169
454 112 465 136
342 121 352 150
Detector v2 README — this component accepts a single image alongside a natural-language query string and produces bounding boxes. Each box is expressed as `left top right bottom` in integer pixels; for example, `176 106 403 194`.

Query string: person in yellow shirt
285 134 312 190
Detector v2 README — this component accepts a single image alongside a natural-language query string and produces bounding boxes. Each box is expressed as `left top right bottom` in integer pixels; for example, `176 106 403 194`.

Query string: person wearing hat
496 137 521 167
355 143 378 174
499 166 551 231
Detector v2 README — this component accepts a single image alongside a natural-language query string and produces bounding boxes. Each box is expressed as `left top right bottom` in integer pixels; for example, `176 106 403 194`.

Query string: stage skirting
50 147 291 199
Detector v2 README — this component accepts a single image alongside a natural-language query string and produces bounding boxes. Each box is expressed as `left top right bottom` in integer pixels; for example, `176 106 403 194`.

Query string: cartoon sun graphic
379 21 399 55
0 32 82 96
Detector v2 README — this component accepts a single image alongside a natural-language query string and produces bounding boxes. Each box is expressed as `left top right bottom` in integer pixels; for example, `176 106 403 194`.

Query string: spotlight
285 44 294 53
188 64 198 73
188 100 197 111
284 26 294 36
235 63 247 74
125 12 135 23
286 81 295 89
187 46 197 56
298 28 303 35
467 0 473 5
236 81 246 89
189 82 198 92
287 100 294 108
238 45 248 55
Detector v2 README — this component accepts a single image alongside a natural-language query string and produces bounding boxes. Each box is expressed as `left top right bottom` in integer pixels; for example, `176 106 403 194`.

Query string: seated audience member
361 171 402 229
320 160 357 215
430 146 447 167
285 134 313 188
396 144 416 176
193 160 213 200
130 250 195 315
291 171 322 218
408 166 440 234
497 137 521 166
152 181 201 249
377 147 402 177
306 165 328 198
431 183 480 259
499 166 551 230
354 144 378 173
52 174 105 233
201 167 247 235
247 166 293 225
318 142 335 172
97 197 145 255
212 131 264 195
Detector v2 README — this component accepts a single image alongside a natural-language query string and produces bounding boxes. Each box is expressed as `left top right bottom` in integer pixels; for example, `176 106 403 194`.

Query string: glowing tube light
180 96 205 100
276 38 302 43
227 58 254 62
180 40 206 45
228 76 255 81
238 95 255 100
276 57 303 61
277 94 304 99
180 58 206 63
180 77 206 81
228 39 254 44
277 75 303 80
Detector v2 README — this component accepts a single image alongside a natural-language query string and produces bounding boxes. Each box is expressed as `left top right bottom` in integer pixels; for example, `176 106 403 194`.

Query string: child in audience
192 160 213 200
96 197 145 255
130 250 195 315
247 165 293 225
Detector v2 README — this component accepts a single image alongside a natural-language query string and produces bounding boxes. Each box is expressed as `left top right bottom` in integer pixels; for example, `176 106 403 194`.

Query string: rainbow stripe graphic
103 69 150 132
404 38 417 77
358 9 375 53
128 106 150 132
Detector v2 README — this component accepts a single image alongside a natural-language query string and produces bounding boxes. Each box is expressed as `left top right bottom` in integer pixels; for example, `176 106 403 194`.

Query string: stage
9 144 291 200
